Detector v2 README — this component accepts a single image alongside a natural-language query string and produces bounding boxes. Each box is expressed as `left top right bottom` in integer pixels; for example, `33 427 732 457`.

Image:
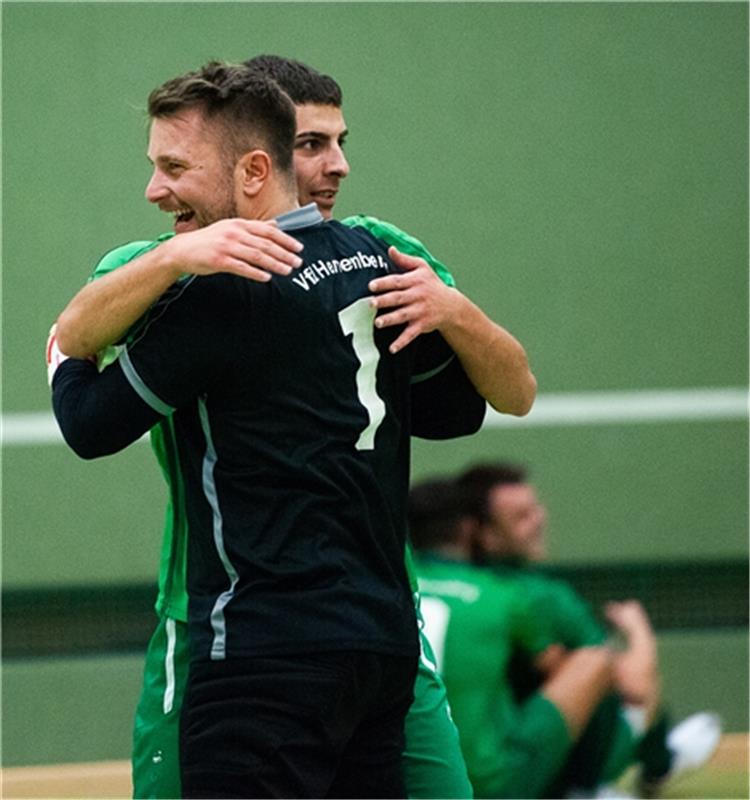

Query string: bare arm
538 645 615 739
55 219 303 357
605 600 661 727
368 247 537 416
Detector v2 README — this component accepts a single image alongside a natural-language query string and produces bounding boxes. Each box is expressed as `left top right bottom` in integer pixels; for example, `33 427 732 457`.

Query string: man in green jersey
51 56 536 798
453 462 722 798
409 477 624 799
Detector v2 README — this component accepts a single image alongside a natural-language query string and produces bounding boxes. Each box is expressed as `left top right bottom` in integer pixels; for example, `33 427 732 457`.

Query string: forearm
438 292 537 416
605 600 660 722
52 358 163 458
56 244 182 357
369 247 537 414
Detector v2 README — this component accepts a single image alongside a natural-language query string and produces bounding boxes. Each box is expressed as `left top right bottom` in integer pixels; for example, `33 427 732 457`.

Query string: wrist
153 236 187 283
143 236 185 291
437 290 474 338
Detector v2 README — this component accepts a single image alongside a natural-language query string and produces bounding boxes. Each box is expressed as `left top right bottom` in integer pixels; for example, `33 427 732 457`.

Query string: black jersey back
120 208 447 662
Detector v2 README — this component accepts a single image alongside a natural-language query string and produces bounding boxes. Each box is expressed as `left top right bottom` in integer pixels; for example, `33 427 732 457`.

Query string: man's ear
458 516 481 551
467 517 498 563
236 149 271 198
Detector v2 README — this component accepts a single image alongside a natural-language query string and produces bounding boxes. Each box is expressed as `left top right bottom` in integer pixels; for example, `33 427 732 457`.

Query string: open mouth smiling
174 208 195 225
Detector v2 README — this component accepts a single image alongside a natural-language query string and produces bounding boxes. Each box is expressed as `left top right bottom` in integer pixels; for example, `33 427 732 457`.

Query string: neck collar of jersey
275 203 324 232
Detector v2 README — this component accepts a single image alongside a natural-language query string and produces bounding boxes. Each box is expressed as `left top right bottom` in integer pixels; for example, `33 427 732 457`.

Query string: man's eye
166 162 184 173
296 140 320 151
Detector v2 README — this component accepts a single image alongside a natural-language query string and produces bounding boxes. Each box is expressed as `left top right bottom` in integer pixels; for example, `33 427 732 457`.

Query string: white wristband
46 324 70 387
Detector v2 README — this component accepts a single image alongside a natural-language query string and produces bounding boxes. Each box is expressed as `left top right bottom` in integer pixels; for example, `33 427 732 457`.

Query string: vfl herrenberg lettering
292 251 389 291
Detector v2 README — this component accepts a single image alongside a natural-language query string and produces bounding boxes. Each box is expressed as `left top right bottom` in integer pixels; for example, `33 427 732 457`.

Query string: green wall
3 630 747 768
3 2 747 580
3 0 747 765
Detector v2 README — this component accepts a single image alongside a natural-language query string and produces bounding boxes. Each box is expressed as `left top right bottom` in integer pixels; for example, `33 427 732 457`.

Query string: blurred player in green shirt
449 462 722 797
411 478 622 798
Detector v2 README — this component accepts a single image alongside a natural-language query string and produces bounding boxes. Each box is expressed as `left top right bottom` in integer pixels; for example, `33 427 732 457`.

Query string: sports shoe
666 711 722 776
639 711 722 797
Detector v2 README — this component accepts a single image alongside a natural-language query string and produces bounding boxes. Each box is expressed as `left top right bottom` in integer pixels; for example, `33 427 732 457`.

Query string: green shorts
132 616 188 799
470 693 572 799
406 620 474 798
132 615 473 799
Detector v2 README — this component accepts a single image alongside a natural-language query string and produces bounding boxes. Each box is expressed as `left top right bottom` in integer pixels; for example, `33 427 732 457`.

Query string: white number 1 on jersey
338 297 386 451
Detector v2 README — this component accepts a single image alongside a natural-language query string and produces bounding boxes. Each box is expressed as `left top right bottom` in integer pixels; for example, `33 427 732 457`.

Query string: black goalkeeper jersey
54 205 486 663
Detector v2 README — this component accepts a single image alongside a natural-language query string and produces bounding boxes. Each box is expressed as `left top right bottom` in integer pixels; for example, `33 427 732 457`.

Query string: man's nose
324 145 350 178
145 170 169 204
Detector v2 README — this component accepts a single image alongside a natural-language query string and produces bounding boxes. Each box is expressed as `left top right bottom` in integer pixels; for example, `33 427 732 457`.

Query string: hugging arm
371 248 536 416
52 359 163 459
52 274 233 459
55 220 302 358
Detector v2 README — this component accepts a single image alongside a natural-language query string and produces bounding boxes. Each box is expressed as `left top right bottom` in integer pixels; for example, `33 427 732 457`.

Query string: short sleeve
342 215 456 288
88 233 174 281
509 586 559 656
535 576 607 647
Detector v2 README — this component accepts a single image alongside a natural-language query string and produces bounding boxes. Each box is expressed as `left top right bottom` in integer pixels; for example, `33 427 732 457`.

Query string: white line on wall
484 387 749 428
2 414 149 447
3 388 746 447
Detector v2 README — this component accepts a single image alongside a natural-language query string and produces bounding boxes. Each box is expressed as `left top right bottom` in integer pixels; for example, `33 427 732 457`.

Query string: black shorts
180 650 418 799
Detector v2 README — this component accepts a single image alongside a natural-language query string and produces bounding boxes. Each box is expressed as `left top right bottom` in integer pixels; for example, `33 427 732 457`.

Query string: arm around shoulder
438 291 537 416
369 247 536 416
55 219 304 357
55 241 184 358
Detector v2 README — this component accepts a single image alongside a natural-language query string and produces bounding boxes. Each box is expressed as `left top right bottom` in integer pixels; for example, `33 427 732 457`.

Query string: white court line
2 388 747 446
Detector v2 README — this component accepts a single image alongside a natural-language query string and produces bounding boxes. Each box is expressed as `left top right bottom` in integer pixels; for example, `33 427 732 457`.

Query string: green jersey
343 215 456 288
415 556 558 792
490 562 640 787
89 217 455 621
492 562 606 649
89 232 188 618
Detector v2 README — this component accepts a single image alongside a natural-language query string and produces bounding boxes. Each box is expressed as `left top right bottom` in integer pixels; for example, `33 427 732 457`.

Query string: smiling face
145 107 238 233
293 103 350 218
479 483 548 562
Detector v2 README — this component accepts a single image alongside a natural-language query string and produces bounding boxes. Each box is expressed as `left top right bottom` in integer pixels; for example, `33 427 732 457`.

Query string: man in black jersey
52 61 487 799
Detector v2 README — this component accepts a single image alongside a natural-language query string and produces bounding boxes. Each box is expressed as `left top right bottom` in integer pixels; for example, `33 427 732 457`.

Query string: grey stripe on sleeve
119 349 175 416
411 355 456 385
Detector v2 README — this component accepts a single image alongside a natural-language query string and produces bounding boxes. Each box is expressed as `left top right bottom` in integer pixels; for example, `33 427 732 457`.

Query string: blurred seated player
455 462 723 798
410 478 620 798
49 55 536 800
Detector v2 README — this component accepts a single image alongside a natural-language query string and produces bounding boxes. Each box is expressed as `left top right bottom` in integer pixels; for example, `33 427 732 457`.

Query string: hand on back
164 218 303 282
368 247 459 353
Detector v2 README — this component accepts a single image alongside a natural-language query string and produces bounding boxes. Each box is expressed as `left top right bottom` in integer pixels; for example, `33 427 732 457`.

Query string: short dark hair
408 477 468 551
148 60 296 172
244 54 343 107
456 462 528 522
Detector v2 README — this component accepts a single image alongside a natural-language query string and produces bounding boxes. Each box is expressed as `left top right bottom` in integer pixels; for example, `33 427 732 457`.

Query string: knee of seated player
539 646 615 739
